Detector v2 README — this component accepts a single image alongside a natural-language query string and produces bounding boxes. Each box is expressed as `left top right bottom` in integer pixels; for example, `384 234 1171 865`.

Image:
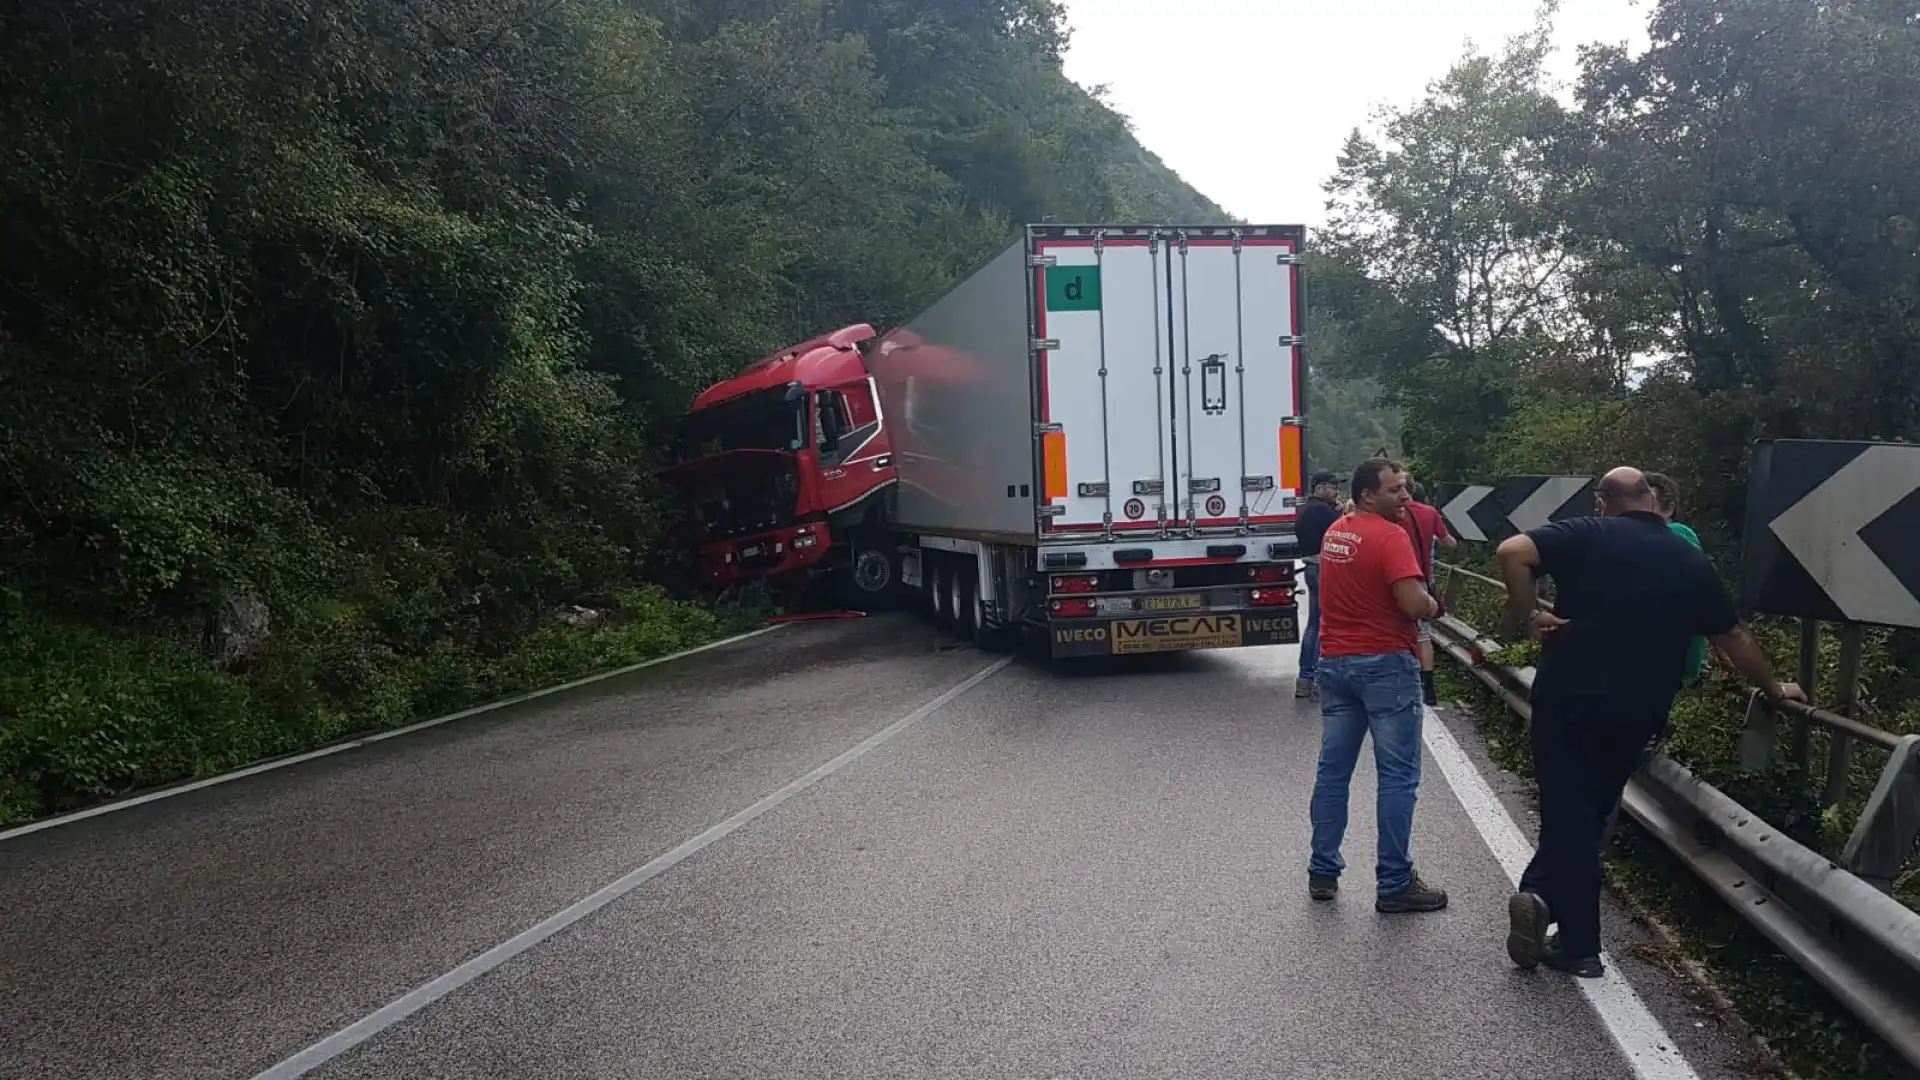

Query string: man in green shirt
1647 472 1707 686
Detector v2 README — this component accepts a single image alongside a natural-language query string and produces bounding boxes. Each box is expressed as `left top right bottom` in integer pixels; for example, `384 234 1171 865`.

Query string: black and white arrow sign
1742 439 1920 629
1437 483 1498 543
1497 476 1595 534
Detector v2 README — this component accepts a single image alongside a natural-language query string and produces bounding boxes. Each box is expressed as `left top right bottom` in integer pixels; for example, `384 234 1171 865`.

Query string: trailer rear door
1033 226 1304 536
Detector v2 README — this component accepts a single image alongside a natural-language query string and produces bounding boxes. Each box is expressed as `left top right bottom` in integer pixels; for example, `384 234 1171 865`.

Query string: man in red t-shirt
1307 458 1447 913
1400 476 1458 706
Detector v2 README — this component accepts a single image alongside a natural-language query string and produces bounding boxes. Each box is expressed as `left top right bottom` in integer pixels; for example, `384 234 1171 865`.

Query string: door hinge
1242 475 1277 492
1035 422 1063 436
1275 252 1301 266
1033 337 1060 351
1131 478 1164 496
1277 335 1305 348
1078 482 1109 498
1281 415 1306 428
1190 477 1222 494
1029 254 1058 267
1038 504 1065 519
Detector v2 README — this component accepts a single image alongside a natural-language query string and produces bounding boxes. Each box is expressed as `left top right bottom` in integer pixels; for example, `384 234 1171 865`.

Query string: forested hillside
0 0 1223 824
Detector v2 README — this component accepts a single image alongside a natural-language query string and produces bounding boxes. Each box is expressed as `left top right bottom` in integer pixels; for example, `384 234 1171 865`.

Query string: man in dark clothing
1494 467 1803 978
1294 470 1343 699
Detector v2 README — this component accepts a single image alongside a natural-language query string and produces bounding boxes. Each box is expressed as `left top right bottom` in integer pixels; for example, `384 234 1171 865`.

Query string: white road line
0 626 786 843
251 654 1015 1080
1421 706 1703 1080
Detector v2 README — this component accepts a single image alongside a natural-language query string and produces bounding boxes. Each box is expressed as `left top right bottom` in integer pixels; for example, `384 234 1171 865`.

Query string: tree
1315 20 1576 476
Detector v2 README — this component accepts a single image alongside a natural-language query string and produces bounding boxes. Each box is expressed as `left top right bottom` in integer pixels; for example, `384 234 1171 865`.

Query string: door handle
1200 354 1228 414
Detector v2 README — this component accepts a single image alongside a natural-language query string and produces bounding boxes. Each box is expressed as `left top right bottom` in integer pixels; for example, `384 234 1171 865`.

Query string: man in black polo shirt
1294 470 1342 699
1494 467 1802 978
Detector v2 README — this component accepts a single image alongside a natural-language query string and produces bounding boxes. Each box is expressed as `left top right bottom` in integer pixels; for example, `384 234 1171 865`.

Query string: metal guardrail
1430 563 1920 1069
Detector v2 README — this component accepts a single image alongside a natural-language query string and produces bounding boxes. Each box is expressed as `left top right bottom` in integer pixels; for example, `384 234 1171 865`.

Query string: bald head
1596 467 1657 516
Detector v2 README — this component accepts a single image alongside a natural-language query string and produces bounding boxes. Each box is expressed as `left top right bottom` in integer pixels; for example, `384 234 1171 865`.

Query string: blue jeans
1308 651 1424 895
1298 562 1321 680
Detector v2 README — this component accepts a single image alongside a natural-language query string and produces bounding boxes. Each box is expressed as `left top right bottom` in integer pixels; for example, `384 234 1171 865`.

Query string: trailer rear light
1250 588 1294 607
794 535 817 548
1051 575 1100 594
1246 566 1288 583
1049 597 1097 618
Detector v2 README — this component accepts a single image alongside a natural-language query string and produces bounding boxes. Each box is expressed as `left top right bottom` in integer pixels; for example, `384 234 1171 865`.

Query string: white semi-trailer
866 224 1309 657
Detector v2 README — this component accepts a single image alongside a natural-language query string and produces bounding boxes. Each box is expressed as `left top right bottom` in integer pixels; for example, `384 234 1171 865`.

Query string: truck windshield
675 386 806 462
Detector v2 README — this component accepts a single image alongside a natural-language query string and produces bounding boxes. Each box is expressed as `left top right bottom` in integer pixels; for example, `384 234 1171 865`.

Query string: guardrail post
1794 618 1820 772
1824 623 1866 809
1737 691 1778 772
1842 734 1920 892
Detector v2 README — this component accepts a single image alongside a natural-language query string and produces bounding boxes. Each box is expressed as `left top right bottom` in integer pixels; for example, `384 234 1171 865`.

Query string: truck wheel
952 561 977 639
931 557 956 630
917 552 939 620
970 581 1015 652
843 538 897 610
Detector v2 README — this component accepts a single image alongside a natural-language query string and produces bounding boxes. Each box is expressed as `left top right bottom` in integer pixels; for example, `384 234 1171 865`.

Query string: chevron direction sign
1436 482 1501 542
1742 439 1920 629
1437 476 1595 542
1498 475 1596 532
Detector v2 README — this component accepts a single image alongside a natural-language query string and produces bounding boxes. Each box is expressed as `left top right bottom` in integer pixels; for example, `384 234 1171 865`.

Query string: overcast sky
1059 0 1652 226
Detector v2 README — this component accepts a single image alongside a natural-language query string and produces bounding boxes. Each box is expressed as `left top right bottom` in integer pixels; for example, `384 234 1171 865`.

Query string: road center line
1421 706 1703 1080
251 654 1015 1080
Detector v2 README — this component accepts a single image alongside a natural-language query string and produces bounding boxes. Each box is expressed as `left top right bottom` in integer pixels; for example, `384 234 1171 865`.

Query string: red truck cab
661 324 900 602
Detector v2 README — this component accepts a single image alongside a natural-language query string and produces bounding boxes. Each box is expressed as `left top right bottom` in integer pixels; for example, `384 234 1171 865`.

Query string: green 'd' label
1045 265 1101 311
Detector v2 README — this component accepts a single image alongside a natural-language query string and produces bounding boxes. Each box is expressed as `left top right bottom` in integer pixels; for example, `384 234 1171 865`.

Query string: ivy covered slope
0 0 1226 825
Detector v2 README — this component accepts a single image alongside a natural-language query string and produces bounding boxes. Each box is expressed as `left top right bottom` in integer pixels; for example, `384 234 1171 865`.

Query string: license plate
1141 594 1203 612
1110 614 1243 654
740 545 762 558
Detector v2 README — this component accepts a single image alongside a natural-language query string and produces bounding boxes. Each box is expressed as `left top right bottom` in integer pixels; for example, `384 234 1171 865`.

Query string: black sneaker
1542 937 1604 979
1375 871 1448 913
1308 873 1339 901
1506 891 1550 970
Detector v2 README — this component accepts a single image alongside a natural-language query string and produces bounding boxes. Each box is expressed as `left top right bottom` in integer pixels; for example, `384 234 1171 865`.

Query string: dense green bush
0 585 763 826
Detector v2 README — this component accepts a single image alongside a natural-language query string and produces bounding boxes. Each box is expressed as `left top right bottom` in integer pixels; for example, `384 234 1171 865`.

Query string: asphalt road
0 616 1766 1080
